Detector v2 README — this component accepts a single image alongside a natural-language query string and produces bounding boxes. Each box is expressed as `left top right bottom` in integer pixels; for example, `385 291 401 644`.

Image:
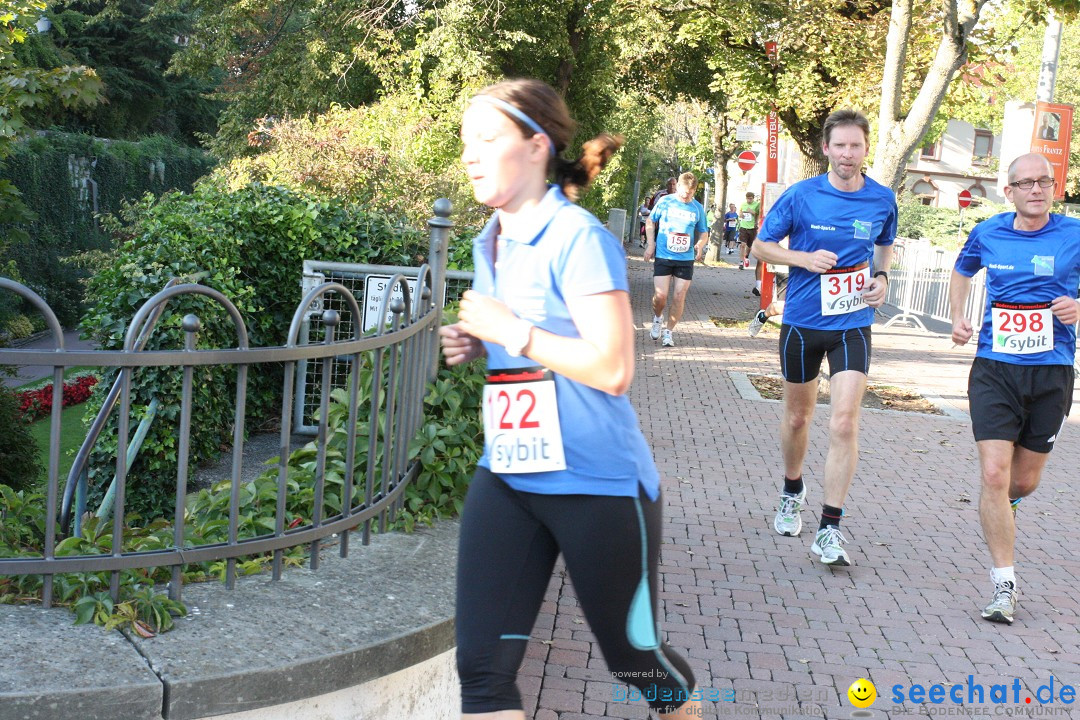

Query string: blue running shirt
471 185 661 499
650 195 708 261
954 212 1080 366
758 174 897 330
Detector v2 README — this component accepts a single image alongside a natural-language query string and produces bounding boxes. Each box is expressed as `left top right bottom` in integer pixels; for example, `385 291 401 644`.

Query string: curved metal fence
0 200 454 608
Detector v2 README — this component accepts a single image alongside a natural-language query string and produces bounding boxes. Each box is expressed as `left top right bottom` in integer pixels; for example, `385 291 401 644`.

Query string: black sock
819 504 843 530
783 476 803 496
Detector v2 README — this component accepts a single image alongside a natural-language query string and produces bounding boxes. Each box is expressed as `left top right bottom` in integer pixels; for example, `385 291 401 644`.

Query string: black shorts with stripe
968 357 1074 453
779 325 872 384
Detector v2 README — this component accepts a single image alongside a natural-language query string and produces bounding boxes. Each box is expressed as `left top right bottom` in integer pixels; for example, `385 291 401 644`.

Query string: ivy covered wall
0 132 215 331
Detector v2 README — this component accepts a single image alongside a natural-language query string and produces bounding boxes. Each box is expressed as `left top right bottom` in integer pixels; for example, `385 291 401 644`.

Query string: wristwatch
504 318 534 357
873 271 889 281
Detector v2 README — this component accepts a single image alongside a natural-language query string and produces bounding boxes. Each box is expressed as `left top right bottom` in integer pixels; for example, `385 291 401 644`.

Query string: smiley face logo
848 678 877 708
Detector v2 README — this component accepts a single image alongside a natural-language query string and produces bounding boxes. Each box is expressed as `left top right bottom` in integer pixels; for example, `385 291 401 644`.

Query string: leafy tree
871 0 1080 191
666 0 891 179
944 10 1080 199
166 0 392 155
20 0 220 142
871 0 996 190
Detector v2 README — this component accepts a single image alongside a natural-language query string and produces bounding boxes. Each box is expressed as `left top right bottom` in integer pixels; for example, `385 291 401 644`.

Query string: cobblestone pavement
523 247 1080 720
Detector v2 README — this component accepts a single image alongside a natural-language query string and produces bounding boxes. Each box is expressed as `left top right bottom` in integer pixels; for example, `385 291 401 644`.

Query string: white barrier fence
883 238 986 332
883 238 1080 373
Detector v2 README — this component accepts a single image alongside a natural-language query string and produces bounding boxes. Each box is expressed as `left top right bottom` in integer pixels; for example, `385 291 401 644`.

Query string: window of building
912 180 937 206
920 140 941 161
972 131 993 165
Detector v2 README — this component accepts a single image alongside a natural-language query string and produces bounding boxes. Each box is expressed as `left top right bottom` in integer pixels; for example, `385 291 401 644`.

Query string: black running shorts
653 258 694 281
968 357 1074 453
779 325 872 384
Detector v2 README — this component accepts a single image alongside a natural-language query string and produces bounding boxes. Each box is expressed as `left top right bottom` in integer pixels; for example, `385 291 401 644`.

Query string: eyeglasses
1009 177 1055 190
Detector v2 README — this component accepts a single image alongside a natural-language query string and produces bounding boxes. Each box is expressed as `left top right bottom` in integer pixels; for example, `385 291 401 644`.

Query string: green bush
0 388 42 491
897 197 1003 249
79 180 436 519
216 103 485 232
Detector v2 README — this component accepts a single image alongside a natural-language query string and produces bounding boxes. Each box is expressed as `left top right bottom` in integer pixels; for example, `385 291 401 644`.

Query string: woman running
440 77 701 719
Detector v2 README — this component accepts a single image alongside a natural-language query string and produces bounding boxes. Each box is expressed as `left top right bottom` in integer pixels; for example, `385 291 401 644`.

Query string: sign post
761 41 780 310
956 189 972 245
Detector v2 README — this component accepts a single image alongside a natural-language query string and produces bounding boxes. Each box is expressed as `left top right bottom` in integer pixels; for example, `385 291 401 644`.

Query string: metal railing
60 272 210 537
295 261 474 433
0 199 454 608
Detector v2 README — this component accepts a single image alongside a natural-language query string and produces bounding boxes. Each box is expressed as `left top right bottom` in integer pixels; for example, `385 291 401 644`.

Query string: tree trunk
712 120 735 206
795 150 828 181
870 0 991 191
778 107 829 181
717 161 730 209
556 3 586 95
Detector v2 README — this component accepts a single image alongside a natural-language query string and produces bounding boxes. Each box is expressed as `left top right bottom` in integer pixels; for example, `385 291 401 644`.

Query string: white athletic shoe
982 581 1017 624
748 311 767 338
661 329 675 347
773 484 807 536
650 317 662 340
810 526 851 566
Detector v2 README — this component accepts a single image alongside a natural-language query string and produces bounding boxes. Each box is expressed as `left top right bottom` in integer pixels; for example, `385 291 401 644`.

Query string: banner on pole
1030 100 1073 200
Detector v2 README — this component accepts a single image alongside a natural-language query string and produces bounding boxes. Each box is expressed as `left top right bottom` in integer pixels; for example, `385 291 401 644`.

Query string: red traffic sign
958 189 973 209
737 150 758 172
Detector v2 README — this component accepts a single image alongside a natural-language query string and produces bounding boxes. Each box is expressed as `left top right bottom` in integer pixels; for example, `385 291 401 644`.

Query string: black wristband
873 271 888 281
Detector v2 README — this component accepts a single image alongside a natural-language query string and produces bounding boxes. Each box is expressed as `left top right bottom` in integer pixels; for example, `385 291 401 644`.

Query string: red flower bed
17 375 99 423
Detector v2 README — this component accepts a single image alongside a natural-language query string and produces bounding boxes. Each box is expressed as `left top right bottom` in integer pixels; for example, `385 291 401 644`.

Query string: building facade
904 118 1004 208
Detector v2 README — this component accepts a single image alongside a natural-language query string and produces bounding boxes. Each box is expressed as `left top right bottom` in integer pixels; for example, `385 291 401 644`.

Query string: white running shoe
650 317 662 340
661 329 675 347
981 581 1017 624
773 484 807 536
748 311 767 338
810 526 850 566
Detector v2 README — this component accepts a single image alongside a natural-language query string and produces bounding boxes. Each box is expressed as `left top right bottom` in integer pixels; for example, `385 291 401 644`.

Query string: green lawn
29 403 90 484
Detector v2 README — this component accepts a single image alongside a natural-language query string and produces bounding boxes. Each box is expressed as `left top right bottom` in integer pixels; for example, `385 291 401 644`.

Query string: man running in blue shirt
751 109 896 566
950 152 1080 625
645 172 710 347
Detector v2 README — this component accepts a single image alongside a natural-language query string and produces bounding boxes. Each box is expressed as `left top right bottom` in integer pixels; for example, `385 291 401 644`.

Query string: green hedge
79 180 437 519
896 197 1003 249
0 132 215 327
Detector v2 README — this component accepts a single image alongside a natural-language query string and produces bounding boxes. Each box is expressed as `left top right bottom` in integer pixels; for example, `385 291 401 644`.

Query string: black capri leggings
456 468 696 714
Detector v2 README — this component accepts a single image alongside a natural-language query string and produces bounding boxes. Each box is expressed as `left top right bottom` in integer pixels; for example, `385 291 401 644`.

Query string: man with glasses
950 152 1080 625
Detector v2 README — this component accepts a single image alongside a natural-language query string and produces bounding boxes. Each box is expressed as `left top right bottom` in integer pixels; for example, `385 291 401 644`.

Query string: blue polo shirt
471 185 660 499
650 194 708 261
955 212 1080 366
758 174 897 330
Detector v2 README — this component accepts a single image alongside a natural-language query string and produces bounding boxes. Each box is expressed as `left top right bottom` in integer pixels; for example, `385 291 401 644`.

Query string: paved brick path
523 248 1080 720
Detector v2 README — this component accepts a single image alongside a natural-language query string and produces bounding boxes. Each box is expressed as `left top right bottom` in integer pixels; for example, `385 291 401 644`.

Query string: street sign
361 274 446 332
957 189 973 209
737 151 757 172
736 125 762 141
